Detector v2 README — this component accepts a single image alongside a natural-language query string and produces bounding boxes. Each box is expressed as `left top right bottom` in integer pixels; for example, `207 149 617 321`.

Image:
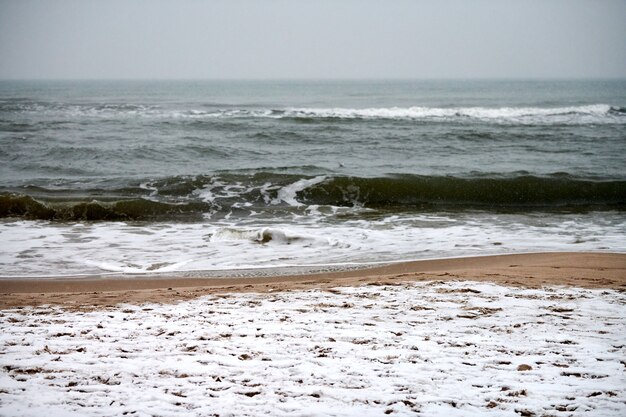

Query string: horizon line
1 76 626 82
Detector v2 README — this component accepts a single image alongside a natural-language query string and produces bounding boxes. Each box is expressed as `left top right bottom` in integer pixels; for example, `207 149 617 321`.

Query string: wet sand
0 252 624 310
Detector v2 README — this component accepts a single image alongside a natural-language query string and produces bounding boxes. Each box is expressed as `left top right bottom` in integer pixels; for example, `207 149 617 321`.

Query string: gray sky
1 0 625 79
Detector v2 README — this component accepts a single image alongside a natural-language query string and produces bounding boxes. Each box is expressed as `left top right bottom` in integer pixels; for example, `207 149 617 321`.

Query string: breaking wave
2 100 624 124
0 194 211 221
298 175 626 209
1 173 625 221
278 104 624 122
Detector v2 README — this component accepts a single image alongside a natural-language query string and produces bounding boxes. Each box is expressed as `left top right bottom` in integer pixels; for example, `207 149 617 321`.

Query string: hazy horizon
2 76 626 81
1 0 625 80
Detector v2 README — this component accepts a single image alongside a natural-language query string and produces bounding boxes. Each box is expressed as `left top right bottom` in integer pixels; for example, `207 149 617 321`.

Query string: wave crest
300 175 626 208
0 194 211 221
278 104 623 123
2 173 625 221
3 101 624 124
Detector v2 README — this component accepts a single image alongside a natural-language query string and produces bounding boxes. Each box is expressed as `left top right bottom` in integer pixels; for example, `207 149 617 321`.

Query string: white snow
1 281 625 416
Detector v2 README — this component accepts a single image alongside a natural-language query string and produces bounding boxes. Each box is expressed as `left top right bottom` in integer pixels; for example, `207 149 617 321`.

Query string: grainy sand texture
1 252 624 309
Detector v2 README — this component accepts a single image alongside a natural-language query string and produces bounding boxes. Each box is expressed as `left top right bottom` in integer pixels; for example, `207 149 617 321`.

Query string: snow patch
1 281 625 416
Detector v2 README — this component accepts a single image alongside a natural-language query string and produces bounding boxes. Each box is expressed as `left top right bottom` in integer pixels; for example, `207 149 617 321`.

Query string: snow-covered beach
2 275 625 416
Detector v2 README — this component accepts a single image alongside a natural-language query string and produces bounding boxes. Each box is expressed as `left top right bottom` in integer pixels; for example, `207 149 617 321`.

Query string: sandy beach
1 252 624 309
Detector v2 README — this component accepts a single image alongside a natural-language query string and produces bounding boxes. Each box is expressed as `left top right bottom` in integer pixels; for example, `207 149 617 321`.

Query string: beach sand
1 252 624 309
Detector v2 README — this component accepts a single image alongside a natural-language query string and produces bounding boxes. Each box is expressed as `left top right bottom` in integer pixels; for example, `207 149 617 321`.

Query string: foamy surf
279 104 623 122
273 176 327 206
3 100 624 124
1 211 624 278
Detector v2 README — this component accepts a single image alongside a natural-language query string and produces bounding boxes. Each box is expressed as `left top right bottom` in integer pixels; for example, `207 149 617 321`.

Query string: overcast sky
0 0 625 79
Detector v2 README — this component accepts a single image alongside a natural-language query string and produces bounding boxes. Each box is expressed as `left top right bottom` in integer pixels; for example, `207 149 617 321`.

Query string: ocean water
0 79 625 278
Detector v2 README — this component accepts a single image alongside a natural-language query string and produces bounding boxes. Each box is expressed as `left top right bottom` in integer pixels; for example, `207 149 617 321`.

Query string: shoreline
1 252 624 309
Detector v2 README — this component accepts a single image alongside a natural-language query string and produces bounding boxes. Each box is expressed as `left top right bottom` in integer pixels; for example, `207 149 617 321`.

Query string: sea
0 79 625 278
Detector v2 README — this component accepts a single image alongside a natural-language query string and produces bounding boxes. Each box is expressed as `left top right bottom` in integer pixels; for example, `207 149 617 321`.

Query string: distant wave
2 101 624 124
279 104 624 121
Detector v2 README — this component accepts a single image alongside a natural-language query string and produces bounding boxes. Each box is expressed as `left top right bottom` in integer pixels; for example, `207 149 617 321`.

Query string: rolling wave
279 104 624 121
0 194 211 221
2 101 624 124
299 175 626 208
1 173 624 221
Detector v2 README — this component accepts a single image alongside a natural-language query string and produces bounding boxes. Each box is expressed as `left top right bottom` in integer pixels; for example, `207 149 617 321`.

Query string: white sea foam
278 104 621 123
209 227 321 246
162 104 624 124
84 259 193 274
0 212 624 278
193 175 327 211
13 102 623 124
274 176 327 206
149 104 623 124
